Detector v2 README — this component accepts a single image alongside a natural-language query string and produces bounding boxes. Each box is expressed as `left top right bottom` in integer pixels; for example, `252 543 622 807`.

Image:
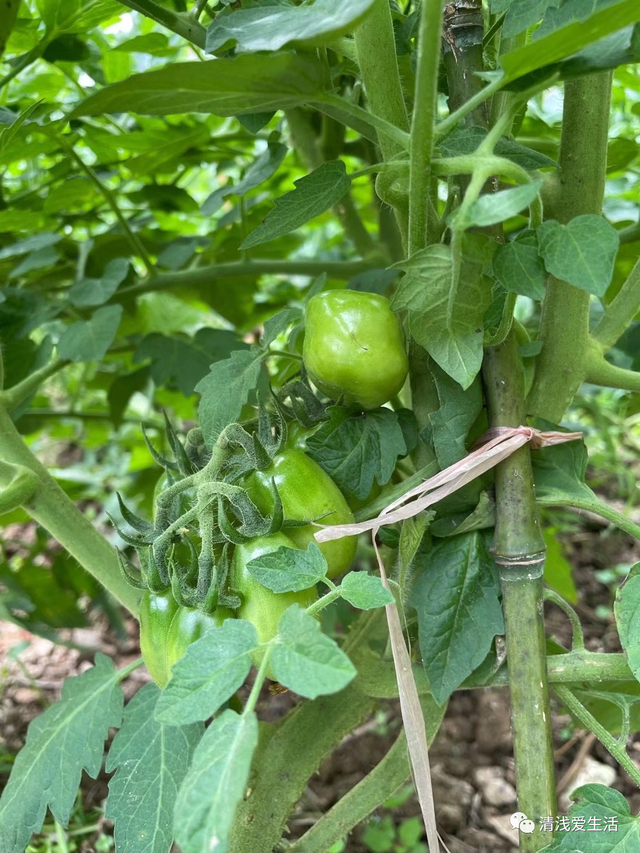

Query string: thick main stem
354 0 410 247
528 73 612 421
0 406 140 614
483 333 556 851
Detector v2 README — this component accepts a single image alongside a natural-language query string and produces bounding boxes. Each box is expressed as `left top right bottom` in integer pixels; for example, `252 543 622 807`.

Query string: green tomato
284 420 319 451
232 532 318 678
303 290 409 410
139 590 233 688
242 448 356 579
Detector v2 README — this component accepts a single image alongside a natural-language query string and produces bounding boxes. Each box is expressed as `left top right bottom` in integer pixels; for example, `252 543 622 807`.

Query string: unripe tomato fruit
242 448 356 579
303 290 409 410
139 590 233 688
232 532 318 678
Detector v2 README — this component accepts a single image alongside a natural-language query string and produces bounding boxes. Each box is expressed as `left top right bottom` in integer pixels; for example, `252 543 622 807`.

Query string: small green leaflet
68 258 129 307
493 230 547 300
135 329 249 397
241 161 351 249
8 246 60 280
155 620 258 726
69 53 326 119
174 710 258 853
195 347 264 448
340 572 394 610
306 406 408 500
272 605 357 698
500 0 640 82
201 142 288 215
106 684 203 853
247 542 328 592
410 532 504 706
544 784 640 850
453 180 542 229
532 424 596 506
543 527 578 604
393 235 495 389
536 214 619 297
57 304 123 362
426 363 483 469
615 563 640 683
206 0 376 54
0 655 123 853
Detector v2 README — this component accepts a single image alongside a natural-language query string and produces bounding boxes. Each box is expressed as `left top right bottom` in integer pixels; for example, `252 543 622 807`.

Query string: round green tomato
243 448 356 579
232 532 318 678
303 290 409 410
139 590 233 688
165 605 234 682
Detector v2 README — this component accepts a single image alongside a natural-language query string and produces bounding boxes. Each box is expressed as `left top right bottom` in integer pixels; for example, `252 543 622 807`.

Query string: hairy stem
116 258 374 301
592 258 640 350
115 0 206 47
553 685 640 787
409 0 445 253
483 332 556 849
0 406 140 614
528 73 612 421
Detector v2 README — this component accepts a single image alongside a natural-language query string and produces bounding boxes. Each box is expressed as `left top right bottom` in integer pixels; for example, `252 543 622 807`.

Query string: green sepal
142 424 178 472
116 548 147 590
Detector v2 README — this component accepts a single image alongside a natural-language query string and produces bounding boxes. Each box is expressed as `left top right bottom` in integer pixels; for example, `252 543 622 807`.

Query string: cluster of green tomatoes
120 290 409 688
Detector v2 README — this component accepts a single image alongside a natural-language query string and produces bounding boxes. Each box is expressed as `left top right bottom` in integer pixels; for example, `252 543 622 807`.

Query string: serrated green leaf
493 230 547 300
411 533 504 706
544 783 639 849
156 620 257 726
57 304 123 362
195 347 264 448
501 0 640 82
340 572 394 609
68 258 129 307
69 53 326 119
0 655 123 853
135 329 249 397
272 605 357 698
206 0 376 54
247 543 327 592
393 236 495 389
202 142 288 215
174 710 258 853
454 180 542 229
426 363 483 469
306 407 407 500
537 215 619 297
241 160 350 249
106 683 203 853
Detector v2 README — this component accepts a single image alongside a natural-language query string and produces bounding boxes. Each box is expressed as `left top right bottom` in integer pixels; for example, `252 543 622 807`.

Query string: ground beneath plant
1 501 640 853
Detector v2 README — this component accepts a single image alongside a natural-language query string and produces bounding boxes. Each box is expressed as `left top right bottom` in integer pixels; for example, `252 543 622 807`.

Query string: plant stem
284 108 379 260
409 0 445 253
619 220 640 245
592 258 640 350
0 359 68 412
60 138 154 275
0 405 140 614
441 1 488 128
553 684 640 787
584 351 640 392
287 731 410 853
190 0 209 22
483 332 556 849
528 73 612 421
318 94 410 153
353 0 409 158
230 672 377 853
115 0 206 48
116 258 373 300
538 496 640 542
352 0 410 246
